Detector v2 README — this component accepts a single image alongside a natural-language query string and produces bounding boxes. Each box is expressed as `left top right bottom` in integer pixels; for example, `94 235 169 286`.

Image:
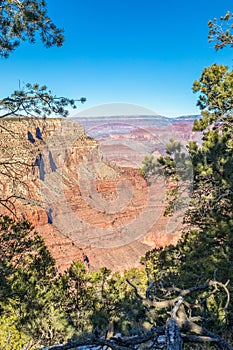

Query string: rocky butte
0 115 199 271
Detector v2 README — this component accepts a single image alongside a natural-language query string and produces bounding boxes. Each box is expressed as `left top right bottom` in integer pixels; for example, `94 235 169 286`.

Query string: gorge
0 115 199 272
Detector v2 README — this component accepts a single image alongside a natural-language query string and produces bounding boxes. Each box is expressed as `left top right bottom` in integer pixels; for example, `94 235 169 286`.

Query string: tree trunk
165 318 183 350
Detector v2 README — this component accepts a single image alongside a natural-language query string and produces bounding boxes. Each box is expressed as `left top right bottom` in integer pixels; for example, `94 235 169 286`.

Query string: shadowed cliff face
0 117 186 272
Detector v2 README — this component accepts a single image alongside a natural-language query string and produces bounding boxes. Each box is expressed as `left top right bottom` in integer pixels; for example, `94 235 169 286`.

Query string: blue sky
0 0 232 117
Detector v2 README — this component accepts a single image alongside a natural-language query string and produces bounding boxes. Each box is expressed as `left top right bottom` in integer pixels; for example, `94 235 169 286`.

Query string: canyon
0 115 199 271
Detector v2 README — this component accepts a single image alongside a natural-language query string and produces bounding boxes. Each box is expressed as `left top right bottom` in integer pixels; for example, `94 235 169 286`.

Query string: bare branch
126 278 143 301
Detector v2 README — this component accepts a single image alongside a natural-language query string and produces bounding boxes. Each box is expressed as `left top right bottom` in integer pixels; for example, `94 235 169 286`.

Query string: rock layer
0 118 183 271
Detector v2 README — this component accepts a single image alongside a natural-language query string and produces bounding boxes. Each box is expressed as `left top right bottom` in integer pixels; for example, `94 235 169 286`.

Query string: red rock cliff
0 118 183 271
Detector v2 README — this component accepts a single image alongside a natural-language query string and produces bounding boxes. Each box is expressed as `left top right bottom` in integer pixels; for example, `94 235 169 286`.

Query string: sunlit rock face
0 115 199 271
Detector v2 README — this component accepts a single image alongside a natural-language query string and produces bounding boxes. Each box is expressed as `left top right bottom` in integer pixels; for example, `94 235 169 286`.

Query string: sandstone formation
0 117 185 272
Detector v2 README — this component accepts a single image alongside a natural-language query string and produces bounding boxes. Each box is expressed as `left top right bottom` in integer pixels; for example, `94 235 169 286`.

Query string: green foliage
0 0 65 58
0 216 74 349
60 263 150 337
208 11 233 50
0 1 86 120
140 9 233 347
0 82 86 119
193 64 233 130
0 315 31 350
139 155 158 181
190 62 233 233
140 139 193 216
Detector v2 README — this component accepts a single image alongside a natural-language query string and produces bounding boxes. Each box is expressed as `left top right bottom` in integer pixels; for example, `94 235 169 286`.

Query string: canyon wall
0 117 187 271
